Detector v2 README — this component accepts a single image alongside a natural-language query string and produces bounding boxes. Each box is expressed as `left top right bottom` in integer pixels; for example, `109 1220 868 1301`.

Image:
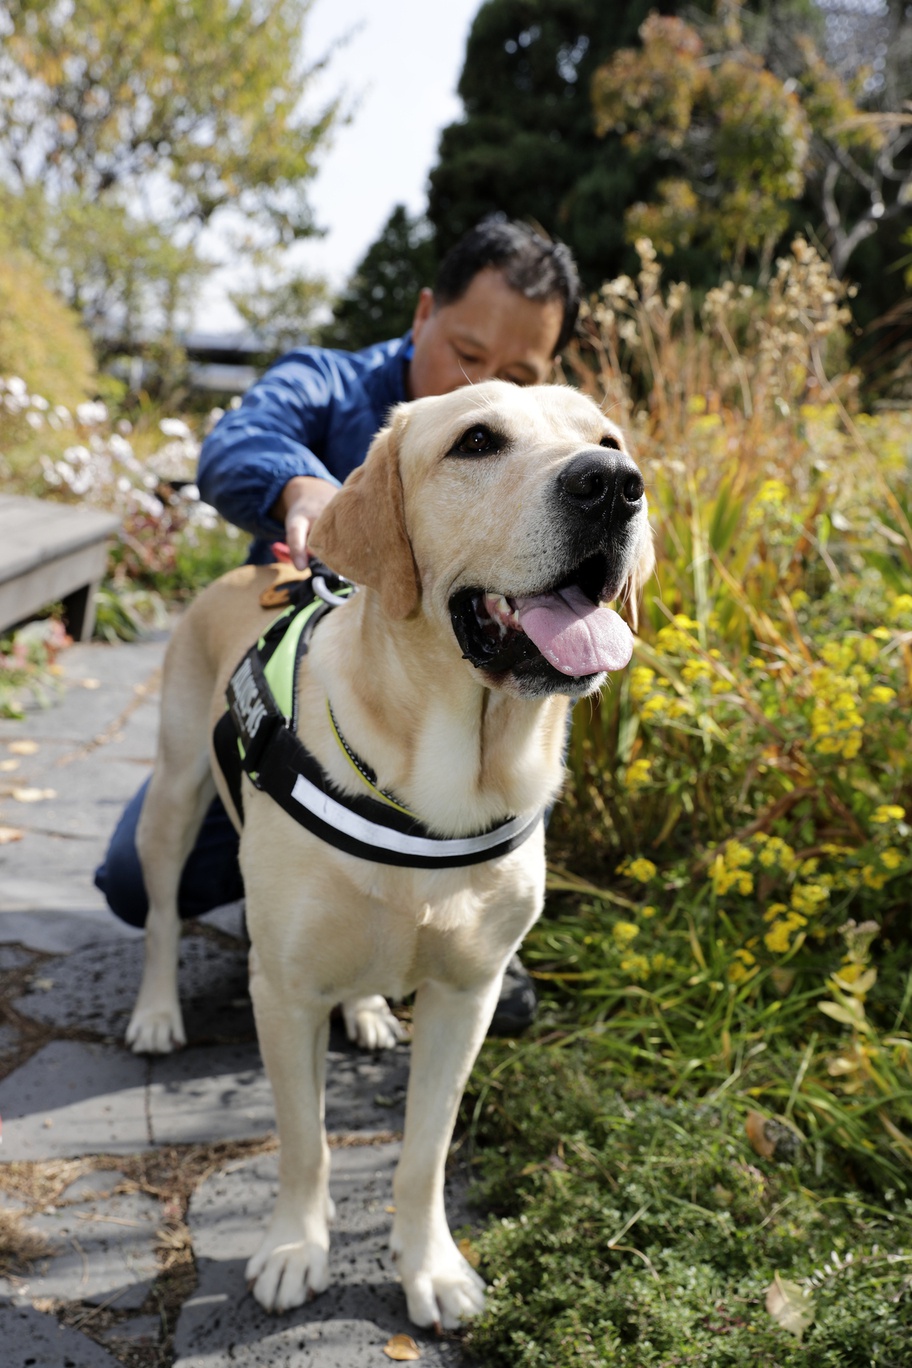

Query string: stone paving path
0 630 475 1367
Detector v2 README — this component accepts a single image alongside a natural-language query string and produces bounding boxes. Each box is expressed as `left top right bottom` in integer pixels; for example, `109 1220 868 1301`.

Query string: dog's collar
326 700 416 817
212 568 543 870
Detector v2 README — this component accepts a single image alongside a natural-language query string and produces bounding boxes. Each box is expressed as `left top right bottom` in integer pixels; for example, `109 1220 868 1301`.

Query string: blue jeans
94 777 244 929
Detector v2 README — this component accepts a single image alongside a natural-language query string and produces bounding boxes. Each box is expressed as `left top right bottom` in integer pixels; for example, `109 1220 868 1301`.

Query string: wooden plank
0 495 119 582
0 494 120 639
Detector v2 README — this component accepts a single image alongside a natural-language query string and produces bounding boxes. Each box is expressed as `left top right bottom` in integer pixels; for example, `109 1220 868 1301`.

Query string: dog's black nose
558 450 645 521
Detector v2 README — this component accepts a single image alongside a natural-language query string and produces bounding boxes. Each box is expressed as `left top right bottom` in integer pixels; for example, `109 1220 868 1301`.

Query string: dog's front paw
126 1002 186 1054
342 995 407 1051
246 1223 330 1312
393 1234 486 1330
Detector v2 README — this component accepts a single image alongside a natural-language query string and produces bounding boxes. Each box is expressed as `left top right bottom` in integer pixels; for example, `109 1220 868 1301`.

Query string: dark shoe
488 953 537 1036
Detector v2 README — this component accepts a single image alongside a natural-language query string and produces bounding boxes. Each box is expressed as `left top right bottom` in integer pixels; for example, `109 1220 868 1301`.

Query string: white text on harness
231 658 269 739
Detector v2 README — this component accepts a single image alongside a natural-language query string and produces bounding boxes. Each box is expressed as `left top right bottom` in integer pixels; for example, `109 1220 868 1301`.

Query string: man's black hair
433 216 581 356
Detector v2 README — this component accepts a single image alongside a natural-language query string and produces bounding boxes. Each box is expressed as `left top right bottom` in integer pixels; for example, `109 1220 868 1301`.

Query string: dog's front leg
391 975 501 1330
246 949 334 1312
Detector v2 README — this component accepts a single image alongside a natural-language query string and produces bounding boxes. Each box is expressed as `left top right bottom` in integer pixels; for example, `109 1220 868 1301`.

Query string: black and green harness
212 569 542 870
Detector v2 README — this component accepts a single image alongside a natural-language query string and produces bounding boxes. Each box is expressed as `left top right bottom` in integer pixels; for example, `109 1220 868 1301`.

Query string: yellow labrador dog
126 380 652 1330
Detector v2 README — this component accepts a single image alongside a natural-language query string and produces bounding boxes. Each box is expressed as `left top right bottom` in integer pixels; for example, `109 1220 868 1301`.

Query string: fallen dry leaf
458 1236 481 1269
11 787 57 803
0 759 20 772
8 740 38 756
0 826 23 845
746 1111 801 1163
766 1271 815 1341
383 1333 421 1361
79 677 101 690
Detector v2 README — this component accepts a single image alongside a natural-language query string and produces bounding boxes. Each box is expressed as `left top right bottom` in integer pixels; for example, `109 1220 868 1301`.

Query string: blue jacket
198 333 412 563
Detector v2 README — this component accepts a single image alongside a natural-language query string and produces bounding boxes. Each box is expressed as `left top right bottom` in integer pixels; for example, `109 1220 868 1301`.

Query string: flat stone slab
174 1144 471 1367
1 1025 412 1160
1 1171 160 1309
0 1298 123 1366
14 933 254 1044
147 1028 410 1148
0 634 166 925
147 1042 273 1147
0 907 138 954
0 1040 150 1159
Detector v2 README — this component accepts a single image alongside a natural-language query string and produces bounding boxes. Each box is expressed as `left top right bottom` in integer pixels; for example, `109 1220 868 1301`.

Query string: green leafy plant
467 238 912 1364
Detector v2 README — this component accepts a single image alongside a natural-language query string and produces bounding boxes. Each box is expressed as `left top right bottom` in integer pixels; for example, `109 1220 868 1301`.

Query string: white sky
194 0 483 332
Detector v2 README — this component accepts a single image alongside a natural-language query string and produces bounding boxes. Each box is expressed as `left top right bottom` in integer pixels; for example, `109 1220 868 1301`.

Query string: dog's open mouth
449 552 634 680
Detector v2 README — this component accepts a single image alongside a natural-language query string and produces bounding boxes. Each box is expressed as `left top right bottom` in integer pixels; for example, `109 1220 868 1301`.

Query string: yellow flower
626 857 657 884
617 857 657 884
867 686 896 704
888 593 912 619
640 695 667 721
764 913 806 955
728 947 758 984
681 659 712 684
757 837 797 871
880 847 903 870
625 757 653 790
756 478 788 506
629 665 656 702
872 804 905 824
862 865 888 890
651 952 677 975
613 920 640 948
790 882 829 916
641 905 657 919
763 902 788 922
620 952 651 982
724 840 753 870
764 920 794 954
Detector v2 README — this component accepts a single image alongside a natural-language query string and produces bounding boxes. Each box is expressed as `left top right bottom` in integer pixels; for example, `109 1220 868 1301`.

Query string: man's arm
197 352 343 551
270 474 338 569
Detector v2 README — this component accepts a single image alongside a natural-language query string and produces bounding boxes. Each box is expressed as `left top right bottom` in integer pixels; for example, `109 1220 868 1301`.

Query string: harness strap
212 566 543 869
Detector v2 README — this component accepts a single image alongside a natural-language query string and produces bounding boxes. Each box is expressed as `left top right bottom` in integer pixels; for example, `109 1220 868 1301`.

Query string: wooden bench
0 494 120 641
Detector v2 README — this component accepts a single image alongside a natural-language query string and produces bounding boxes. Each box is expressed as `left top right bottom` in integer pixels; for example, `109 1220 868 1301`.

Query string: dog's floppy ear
308 413 420 620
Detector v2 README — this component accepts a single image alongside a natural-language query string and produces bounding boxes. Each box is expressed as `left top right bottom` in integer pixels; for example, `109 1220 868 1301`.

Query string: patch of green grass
463 1051 912 1367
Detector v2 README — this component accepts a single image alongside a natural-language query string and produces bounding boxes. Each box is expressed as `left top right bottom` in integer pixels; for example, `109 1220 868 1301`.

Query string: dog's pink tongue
514 584 633 676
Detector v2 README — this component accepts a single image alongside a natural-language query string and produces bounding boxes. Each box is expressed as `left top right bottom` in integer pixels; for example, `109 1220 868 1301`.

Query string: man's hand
271 476 338 570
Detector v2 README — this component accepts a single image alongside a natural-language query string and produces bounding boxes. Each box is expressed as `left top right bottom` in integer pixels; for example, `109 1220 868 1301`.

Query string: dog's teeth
483 594 519 632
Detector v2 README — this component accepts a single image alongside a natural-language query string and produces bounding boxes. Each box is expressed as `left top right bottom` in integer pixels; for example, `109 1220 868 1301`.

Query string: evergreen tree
321 207 437 352
426 0 690 290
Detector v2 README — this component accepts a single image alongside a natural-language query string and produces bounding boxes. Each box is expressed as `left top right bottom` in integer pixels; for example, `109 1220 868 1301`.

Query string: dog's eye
600 434 621 451
450 424 503 458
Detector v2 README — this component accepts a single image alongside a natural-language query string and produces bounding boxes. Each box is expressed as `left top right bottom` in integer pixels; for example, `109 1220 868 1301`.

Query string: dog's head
309 381 653 700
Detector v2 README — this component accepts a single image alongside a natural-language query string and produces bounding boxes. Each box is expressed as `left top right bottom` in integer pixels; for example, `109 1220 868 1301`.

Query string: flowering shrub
535 240 912 1186
1 375 244 633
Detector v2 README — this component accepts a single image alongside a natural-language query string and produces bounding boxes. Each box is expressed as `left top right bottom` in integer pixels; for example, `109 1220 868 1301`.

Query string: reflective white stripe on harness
290 771 538 861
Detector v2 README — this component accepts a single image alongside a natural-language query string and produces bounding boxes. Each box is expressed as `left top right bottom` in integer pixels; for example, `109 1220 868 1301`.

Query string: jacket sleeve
197 351 345 542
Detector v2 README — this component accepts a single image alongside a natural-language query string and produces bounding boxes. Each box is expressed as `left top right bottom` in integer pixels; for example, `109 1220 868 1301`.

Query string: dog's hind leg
341 994 407 1050
126 646 218 1054
245 946 335 1312
390 975 499 1330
